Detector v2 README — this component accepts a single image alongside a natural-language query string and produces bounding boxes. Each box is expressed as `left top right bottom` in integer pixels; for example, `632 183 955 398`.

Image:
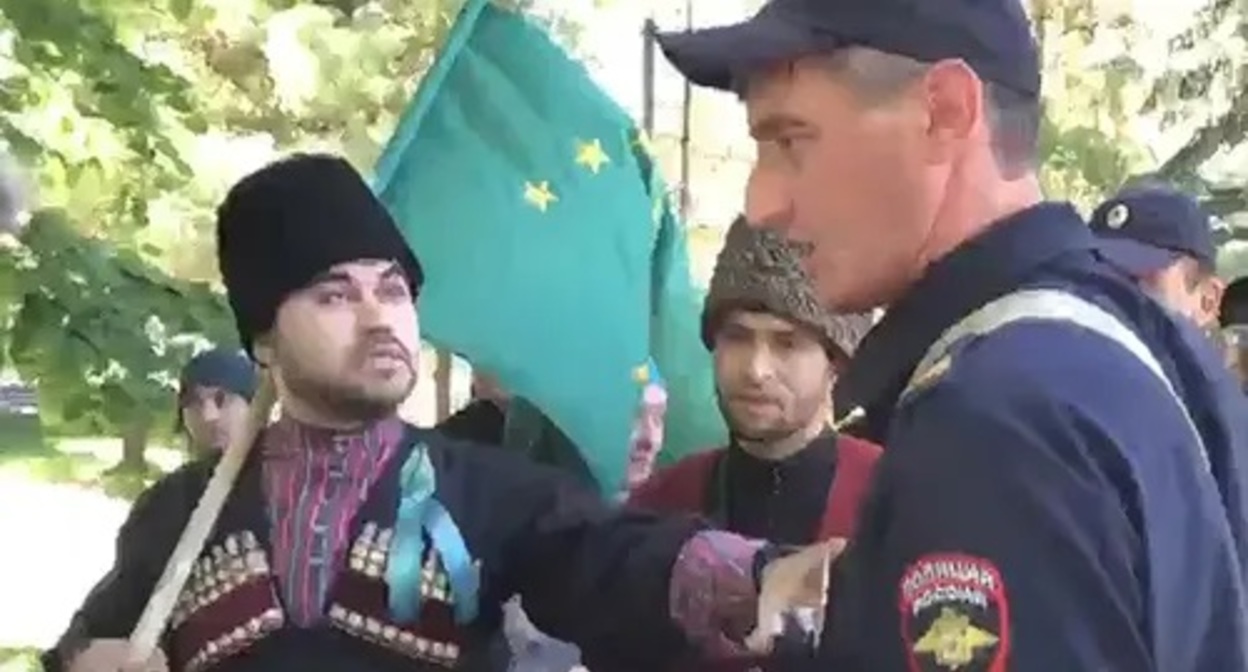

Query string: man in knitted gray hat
630 216 881 672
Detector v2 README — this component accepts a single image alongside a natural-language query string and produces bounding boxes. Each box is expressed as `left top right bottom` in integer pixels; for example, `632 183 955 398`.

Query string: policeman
1090 186 1225 331
657 0 1248 669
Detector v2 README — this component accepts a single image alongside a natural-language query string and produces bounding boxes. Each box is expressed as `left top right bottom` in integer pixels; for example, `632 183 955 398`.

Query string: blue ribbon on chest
386 443 480 625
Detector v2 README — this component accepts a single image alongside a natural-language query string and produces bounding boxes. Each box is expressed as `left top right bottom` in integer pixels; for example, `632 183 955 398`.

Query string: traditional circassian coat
43 155 771 672
630 216 884 672
46 419 716 672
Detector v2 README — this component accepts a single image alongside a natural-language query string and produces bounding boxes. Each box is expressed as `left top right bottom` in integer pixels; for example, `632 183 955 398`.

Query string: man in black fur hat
45 154 820 672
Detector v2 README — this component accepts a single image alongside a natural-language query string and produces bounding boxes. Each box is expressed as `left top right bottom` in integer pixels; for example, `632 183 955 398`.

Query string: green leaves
0 0 486 441
1 210 234 438
1030 0 1246 216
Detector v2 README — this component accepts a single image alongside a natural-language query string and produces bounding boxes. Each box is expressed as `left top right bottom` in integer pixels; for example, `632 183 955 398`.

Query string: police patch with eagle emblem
899 554 1009 671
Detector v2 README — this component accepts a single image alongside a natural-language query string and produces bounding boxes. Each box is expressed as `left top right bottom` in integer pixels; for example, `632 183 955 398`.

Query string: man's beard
284 368 415 424
715 391 802 445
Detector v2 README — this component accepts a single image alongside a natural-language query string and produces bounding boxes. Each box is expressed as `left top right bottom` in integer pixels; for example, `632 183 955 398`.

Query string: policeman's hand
747 538 847 655
67 639 168 672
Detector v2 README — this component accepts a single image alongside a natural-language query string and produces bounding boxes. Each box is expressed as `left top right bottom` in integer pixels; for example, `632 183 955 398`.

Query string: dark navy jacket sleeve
41 462 209 671
476 447 705 670
827 321 1224 671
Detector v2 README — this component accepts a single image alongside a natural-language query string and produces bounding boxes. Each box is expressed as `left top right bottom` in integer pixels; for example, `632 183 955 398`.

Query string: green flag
373 0 724 492
638 154 728 467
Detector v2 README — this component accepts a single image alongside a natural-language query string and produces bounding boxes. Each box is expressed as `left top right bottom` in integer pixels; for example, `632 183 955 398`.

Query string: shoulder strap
900 288 1209 471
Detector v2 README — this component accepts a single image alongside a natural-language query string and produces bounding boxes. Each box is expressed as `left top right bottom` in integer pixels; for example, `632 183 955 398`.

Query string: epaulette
901 352 954 402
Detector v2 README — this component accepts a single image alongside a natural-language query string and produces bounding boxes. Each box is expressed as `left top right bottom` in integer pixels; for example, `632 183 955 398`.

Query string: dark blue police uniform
655 0 1248 669
826 205 1248 671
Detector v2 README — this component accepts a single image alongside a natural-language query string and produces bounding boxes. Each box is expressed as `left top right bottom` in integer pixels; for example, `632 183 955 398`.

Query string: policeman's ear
919 60 980 164
1200 275 1227 328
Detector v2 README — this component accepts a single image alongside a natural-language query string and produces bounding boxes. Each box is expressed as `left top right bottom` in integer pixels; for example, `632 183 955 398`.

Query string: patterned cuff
668 530 765 656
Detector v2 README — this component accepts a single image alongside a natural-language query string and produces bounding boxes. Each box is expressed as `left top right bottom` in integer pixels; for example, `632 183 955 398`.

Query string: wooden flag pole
126 370 278 665
435 348 452 421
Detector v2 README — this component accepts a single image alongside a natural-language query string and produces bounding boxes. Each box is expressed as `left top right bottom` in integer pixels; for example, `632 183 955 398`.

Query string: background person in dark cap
176 347 257 457
48 153 824 672
1221 278 1248 389
1091 186 1225 331
629 216 881 672
659 0 1248 670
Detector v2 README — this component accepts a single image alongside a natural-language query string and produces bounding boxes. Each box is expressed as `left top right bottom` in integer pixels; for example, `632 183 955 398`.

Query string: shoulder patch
899 553 1009 671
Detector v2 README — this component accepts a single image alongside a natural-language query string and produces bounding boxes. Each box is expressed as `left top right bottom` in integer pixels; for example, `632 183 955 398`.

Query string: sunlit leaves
0 211 234 437
1143 0 1248 183
0 0 581 442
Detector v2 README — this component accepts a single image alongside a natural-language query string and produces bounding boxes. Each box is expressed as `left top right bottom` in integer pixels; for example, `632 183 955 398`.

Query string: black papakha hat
216 153 424 354
702 216 873 361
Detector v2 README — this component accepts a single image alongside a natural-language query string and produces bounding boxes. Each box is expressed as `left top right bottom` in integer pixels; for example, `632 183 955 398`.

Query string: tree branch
1207 186 1248 219
1156 83 1248 182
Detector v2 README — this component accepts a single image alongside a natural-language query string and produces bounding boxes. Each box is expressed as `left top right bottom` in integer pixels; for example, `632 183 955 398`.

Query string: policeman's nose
744 166 795 235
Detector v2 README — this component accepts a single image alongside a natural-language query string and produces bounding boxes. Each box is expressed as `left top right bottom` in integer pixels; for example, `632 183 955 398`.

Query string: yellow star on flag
632 363 651 384
575 139 610 174
524 180 557 211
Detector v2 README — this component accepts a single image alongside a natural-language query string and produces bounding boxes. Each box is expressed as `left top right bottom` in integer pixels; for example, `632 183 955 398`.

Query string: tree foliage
0 0 473 450
0 0 595 456
0 210 234 442
1147 0 1248 184
1028 0 1246 218
1029 0 1152 208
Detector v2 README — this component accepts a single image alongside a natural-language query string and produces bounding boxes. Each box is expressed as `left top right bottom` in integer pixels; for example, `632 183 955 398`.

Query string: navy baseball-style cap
178 347 257 405
656 0 1041 96
1089 187 1216 278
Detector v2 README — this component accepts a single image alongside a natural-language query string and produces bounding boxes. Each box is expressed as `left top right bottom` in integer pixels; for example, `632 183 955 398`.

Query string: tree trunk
119 416 150 472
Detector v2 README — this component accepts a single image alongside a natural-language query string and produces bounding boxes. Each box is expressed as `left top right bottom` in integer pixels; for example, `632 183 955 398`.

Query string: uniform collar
836 202 1094 440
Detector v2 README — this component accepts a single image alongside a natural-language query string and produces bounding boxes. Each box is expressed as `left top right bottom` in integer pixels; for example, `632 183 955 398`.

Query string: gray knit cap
702 216 874 360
